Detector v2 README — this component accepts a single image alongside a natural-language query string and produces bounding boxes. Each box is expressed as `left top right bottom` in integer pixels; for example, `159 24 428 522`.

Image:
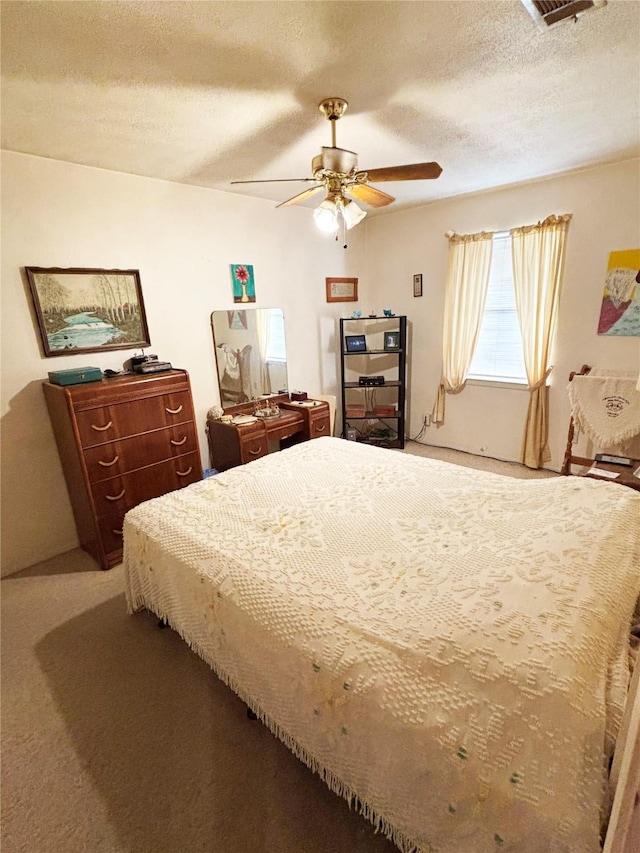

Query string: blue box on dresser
47 366 102 386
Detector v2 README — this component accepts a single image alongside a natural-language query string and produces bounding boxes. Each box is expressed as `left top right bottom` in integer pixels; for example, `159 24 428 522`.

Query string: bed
123 437 640 853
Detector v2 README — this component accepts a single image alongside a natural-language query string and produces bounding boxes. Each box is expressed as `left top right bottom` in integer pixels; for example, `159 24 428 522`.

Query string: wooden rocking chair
562 364 640 490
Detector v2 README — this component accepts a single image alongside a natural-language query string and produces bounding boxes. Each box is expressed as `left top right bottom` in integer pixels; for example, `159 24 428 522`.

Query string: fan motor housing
313 147 358 176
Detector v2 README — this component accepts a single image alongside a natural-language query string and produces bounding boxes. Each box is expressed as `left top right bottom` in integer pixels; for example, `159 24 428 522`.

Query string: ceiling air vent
521 0 607 30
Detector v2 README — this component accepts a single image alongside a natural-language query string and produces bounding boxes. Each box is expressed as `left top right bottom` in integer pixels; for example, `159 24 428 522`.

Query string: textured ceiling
2 0 639 215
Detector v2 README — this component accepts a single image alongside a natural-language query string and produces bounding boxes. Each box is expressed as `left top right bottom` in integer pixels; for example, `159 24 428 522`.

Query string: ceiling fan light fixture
342 198 367 230
231 97 442 241
313 199 339 233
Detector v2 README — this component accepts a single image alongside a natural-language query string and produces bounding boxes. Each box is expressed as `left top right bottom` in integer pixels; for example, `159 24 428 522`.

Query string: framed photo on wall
24 267 151 357
413 274 423 297
326 277 358 303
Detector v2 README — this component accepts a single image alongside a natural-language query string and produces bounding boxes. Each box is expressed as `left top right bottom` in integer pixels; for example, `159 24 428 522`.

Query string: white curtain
511 214 572 468
432 230 494 424
256 310 272 395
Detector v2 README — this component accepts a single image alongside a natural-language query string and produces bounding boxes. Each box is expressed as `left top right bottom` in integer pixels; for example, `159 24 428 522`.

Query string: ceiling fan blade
346 184 395 208
231 178 317 185
361 162 443 182
276 185 324 208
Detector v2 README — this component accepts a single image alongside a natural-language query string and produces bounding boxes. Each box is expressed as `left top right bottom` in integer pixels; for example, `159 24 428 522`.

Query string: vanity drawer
309 413 330 439
76 390 194 448
83 423 198 482
91 451 201 515
267 420 303 443
239 434 269 464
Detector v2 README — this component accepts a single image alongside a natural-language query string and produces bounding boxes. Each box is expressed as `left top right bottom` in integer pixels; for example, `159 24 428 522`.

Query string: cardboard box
374 405 397 417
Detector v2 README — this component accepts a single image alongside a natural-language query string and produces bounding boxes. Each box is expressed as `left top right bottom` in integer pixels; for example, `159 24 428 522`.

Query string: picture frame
24 267 151 358
345 334 367 353
227 309 248 330
384 331 400 351
413 274 423 298
326 277 358 303
230 264 256 304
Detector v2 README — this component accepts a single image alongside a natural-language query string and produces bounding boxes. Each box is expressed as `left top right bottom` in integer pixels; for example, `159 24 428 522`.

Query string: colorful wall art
597 249 640 336
230 264 256 304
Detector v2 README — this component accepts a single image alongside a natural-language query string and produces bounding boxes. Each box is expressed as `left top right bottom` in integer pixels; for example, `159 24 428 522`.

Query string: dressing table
208 308 330 471
206 394 330 471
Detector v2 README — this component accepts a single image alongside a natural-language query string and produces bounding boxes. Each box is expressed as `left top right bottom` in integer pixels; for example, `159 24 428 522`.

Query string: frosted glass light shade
314 200 339 233
342 199 367 230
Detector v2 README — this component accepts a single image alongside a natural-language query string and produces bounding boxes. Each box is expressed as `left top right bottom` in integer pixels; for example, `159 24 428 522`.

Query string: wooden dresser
43 369 202 570
207 397 330 472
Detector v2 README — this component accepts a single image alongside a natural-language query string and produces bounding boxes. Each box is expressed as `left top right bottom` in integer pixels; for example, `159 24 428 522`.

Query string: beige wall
2 152 639 575
365 159 640 465
0 152 365 575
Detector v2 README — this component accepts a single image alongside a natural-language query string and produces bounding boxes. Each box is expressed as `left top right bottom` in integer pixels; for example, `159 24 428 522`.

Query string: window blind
468 233 527 384
265 311 286 362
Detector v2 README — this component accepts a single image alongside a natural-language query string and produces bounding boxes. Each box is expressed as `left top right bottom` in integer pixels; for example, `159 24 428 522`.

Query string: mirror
211 308 288 408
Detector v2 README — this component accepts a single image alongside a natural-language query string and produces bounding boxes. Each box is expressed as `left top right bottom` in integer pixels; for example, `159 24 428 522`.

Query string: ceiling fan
231 98 442 234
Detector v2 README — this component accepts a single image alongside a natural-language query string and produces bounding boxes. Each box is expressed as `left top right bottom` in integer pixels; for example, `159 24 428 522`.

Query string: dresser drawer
83 423 198 482
91 452 201 515
43 369 199 570
76 390 193 448
97 510 127 564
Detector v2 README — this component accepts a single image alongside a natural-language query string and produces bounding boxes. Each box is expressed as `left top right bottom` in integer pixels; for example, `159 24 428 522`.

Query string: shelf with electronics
339 315 407 449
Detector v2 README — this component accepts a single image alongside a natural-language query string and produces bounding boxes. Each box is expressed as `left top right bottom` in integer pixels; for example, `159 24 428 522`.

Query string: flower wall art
230 264 256 304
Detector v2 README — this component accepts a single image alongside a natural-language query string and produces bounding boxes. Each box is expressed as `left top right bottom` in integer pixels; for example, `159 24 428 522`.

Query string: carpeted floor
400 439 558 479
1 443 557 853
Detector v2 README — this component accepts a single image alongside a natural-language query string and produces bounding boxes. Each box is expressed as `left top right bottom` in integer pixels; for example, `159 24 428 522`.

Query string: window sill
466 378 528 391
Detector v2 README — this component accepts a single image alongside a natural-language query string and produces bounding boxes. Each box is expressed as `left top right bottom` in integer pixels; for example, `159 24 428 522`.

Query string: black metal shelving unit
339 315 407 449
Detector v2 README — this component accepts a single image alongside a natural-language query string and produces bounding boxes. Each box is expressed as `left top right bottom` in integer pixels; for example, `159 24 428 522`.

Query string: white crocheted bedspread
123 437 640 853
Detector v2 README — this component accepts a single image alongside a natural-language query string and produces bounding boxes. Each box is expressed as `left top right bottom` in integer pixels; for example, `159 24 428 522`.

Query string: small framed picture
345 334 367 353
384 331 400 351
326 277 358 302
413 274 423 297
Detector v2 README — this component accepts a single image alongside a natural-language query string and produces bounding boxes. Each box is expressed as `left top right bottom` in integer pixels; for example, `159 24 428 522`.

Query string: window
265 310 286 362
468 232 527 384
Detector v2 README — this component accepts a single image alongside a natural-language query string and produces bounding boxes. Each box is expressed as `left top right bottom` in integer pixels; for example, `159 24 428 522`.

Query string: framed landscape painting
25 267 151 357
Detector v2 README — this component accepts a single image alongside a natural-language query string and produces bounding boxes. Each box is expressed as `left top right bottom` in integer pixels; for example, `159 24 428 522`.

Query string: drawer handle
98 455 119 467
249 448 262 456
177 466 193 477
170 436 187 446
113 529 124 537
105 489 125 501
315 424 327 432
91 420 113 432
166 405 183 415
